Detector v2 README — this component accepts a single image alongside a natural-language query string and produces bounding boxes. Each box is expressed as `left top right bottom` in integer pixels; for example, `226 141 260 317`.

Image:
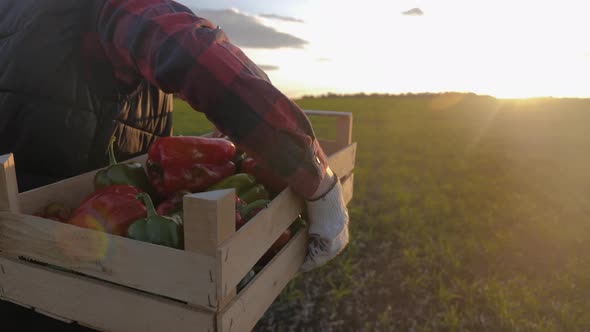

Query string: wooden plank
0 212 216 309
317 140 341 156
17 154 149 215
183 189 236 309
216 187 304 299
336 114 353 149
342 174 354 205
183 189 235 257
35 308 75 323
0 154 20 213
1 297 33 309
0 257 215 332
218 227 308 332
328 143 357 179
17 170 95 215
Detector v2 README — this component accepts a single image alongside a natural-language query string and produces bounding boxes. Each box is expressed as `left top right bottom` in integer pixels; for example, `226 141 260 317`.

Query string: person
0 0 350 329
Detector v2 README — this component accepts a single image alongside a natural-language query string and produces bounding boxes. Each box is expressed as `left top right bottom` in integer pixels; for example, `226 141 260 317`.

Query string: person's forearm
96 0 329 198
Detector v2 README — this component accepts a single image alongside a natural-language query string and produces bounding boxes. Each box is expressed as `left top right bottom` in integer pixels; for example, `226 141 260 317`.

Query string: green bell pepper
239 199 270 222
237 270 256 292
127 193 184 249
207 173 257 196
239 184 270 204
207 173 269 203
95 136 155 196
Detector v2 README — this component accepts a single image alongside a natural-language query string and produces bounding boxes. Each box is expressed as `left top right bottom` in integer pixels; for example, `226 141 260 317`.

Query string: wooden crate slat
216 186 304 300
17 154 149 215
17 170 96 215
317 139 341 156
34 308 75 323
1 297 32 309
342 173 354 205
0 154 20 213
0 212 216 309
183 189 235 257
0 256 215 332
182 189 236 309
328 143 357 180
336 114 353 148
218 227 308 332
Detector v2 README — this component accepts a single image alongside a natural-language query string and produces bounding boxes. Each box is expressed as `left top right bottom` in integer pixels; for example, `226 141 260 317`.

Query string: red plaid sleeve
95 0 329 198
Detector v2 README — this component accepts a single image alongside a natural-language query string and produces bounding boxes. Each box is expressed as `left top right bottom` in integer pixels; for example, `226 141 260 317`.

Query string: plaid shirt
92 0 328 199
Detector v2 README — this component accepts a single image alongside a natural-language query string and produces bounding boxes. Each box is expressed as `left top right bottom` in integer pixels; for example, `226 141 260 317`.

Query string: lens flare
56 215 111 262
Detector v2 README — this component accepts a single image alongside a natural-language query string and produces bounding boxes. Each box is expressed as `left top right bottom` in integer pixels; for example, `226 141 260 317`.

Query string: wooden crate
0 110 356 332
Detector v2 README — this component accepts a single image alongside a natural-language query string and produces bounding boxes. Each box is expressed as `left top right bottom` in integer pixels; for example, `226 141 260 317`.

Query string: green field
174 94 590 331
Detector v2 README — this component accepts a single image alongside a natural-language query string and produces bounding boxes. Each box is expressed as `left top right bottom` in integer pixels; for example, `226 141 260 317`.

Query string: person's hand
300 169 350 272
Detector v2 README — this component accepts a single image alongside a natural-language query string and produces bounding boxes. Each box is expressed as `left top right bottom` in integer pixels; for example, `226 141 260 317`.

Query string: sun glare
251 0 590 99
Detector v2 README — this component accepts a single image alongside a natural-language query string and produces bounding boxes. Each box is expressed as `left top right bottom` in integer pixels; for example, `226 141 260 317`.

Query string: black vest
0 0 173 192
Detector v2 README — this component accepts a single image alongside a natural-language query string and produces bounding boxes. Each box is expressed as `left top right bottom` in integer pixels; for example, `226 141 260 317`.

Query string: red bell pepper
148 136 236 169
156 190 190 215
235 196 246 230
240 157 287 195
68 185 147 236
147 136 237 196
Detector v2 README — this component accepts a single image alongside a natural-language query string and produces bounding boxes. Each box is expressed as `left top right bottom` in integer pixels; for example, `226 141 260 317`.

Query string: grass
173 94 590 331
171 99 215 135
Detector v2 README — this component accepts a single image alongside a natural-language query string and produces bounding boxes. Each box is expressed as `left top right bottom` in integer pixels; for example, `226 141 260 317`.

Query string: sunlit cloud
402 8 424 16
259 13 304 23
195 8 308 49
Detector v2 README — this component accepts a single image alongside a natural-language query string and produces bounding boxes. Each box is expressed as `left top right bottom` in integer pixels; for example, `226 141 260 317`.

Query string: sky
176 0 590 99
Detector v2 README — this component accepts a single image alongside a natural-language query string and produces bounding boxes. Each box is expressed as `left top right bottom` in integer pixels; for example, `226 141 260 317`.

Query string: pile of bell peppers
60 135 291 254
